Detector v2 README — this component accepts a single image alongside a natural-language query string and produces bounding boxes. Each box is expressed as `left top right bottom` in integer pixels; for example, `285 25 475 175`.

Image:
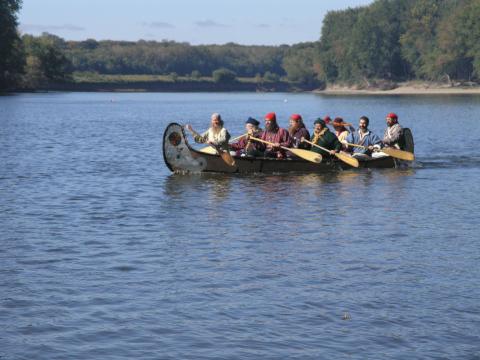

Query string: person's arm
229 136 245 151
194 130 209 144
185 124 208 143
278 129 291 148
333 136 342 152
368 133 383 151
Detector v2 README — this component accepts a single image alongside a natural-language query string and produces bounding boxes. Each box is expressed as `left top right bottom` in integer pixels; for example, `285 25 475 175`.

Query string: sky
18 0 373 45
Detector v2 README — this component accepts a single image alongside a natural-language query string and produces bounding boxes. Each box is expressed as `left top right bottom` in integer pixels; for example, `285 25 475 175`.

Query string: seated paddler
344 116 382 159
260 112 291 159
185 112 231 151
332 117 355 144
288 114 310 150
382 112 404 149
306 118 342 156
229 117 265 157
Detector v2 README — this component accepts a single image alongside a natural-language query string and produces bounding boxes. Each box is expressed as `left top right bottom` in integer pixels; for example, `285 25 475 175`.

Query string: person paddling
229 117 264 157
382 112 404 149
344 116 382 159
306 118 342 156
288 114 310 150
332 117 355 143
260 112 291 158
185 113 231 151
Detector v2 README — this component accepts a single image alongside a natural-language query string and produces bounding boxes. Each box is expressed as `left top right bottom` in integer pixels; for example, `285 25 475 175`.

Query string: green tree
22 33 72 87
212 68 237 83
0 0 24 90
263 71 280 82
282 43 320 86
190 70 201 79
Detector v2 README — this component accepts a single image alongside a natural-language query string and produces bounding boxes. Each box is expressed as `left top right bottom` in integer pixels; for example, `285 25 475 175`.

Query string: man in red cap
288 114 310 151
383 112 404 149
260 112 291 158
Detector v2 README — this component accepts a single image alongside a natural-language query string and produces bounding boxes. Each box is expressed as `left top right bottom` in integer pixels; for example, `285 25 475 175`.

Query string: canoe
163 123 414 174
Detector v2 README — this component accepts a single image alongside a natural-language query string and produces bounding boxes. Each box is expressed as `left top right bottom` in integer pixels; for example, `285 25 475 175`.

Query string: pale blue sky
19 0 373 45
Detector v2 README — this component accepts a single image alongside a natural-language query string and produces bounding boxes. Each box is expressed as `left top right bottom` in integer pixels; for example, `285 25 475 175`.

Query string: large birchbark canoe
163 123 414 174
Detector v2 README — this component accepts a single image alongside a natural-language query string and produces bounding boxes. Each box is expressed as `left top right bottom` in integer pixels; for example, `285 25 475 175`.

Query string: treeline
317 0 480 85
2 0 480 92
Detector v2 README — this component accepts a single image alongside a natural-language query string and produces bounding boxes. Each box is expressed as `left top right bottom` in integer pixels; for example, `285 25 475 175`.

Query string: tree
0 0 24 90
22 33 72 87
212 68 237 83
190 70 201 79
282 44 320 86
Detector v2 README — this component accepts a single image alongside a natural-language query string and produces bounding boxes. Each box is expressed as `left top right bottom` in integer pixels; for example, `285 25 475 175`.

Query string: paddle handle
345 142 368 149
303 139 331 153
250 136 289 151
230 133 248 142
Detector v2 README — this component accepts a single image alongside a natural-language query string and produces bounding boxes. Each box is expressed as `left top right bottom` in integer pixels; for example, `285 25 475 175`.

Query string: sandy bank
320 82 480 95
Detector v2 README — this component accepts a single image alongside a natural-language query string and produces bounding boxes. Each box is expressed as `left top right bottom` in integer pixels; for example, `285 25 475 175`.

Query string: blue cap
246 117 260 126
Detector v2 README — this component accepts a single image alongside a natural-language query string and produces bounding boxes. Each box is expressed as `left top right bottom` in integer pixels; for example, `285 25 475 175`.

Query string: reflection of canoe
163 123 414 174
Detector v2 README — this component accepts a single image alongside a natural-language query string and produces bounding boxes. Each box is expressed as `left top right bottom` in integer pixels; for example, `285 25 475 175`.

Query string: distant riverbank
18 73 315 93
321 81 480 95
12 75 480 95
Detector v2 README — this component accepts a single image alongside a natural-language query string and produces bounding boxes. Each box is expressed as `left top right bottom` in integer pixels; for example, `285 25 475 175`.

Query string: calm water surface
1 92 480 359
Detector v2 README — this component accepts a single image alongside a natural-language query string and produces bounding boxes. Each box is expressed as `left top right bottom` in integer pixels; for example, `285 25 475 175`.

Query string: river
1 92 479 359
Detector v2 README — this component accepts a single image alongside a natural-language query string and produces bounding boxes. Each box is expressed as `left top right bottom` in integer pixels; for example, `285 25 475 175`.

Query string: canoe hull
163 123 407 174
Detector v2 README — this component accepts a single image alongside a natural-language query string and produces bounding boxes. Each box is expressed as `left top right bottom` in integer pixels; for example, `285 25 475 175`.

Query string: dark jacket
310 128 342 156
229 131 265 156
290 127 311 150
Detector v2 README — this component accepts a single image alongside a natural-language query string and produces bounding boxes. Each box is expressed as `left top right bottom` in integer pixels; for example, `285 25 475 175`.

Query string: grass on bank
72 72 274 84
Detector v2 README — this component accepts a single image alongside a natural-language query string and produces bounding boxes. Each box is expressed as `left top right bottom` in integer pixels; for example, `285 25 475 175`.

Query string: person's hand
330 150 337 155
301 137 306 142
274 142 281 148
368 145 374 151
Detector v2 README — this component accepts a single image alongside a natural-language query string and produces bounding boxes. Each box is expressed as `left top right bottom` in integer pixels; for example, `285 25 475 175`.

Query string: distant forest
1 0 480 91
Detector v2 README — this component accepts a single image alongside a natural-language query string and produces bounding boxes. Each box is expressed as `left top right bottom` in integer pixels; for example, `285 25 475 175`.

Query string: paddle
199 133 247 155
185 126 236 166
302 139 359 168
250 136 322 163
345 143 415 161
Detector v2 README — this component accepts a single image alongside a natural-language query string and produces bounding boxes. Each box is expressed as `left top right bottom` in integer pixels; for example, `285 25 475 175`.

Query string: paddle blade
382 147 415 161
335 152 359 168
289 148 322 163
220 151 236 166
198 146 218 155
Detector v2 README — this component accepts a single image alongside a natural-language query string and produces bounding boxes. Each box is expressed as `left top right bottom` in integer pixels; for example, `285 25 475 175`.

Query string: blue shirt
346 129 382 154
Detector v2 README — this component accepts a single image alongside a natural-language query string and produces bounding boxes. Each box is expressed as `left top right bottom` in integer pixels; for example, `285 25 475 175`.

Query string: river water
1 92 480 359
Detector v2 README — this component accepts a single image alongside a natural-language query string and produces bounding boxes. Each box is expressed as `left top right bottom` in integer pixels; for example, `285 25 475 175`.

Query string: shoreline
319 83 480 96
6 82 480 95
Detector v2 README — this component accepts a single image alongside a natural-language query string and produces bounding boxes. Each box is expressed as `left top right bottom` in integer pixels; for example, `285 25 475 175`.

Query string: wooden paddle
185 126 236 166
302 139 359 168
250 136 322 163
199 133 247 155
345 142 415 161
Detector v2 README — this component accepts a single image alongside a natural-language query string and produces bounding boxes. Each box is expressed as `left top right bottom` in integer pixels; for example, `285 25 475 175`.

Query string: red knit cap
323 116 331 124
264 112 276 122
387 112 398 120
290 114 302 121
